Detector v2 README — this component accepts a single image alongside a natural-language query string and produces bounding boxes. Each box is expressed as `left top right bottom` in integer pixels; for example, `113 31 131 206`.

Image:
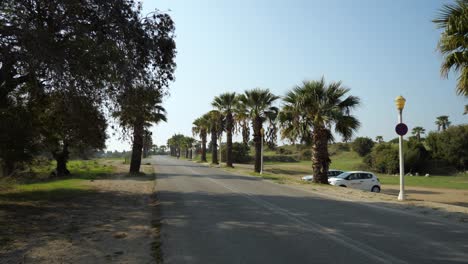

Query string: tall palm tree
375 136 384 143
433 0 468 97
207 110 224 164
411 127 426 141
212 92 237 167
436 115 451 131
234 101 250 145
280 78 360 184
192 115 210 162
239 88 279 172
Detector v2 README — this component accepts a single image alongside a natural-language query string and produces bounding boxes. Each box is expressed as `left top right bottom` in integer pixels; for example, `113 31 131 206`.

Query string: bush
263 155 298 163
426 125 468 170
299 149 312 161
221 143 252 164
352 137 375 157
276 147 293 155
366 143 399 174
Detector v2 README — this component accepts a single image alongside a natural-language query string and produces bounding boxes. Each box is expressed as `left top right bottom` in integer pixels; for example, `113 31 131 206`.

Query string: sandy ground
0 162 159 264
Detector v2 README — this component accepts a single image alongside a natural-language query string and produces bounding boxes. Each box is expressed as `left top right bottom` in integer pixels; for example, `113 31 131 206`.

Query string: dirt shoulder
0 161 160 264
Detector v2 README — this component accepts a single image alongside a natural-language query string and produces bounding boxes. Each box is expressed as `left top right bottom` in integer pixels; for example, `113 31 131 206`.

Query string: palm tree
239 88 279 172
212 92 237 167
411 127 426 141
280 78 360 184
192 115 210 162
207 110 224 164
435 115 451 131
375 136 384 143
433 0 468 98
234 101 250 145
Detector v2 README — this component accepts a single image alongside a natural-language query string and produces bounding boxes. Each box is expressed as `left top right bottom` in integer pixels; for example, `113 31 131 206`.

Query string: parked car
328 171 381 192
301 169 344 181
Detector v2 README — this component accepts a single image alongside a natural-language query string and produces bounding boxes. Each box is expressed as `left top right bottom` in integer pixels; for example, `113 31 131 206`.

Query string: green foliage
276 147 293 155
299 149 312 161
221 143 252 163
352 137 375 157
426 124 468 170
365 143 399 174
433 0 468 96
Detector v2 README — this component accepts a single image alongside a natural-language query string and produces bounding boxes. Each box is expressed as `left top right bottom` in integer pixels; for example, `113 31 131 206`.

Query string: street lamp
395 95 406 201
260 128 264 174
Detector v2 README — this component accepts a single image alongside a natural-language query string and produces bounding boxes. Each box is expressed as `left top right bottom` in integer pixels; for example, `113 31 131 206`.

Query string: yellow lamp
260 128 265 136
395 95 406 111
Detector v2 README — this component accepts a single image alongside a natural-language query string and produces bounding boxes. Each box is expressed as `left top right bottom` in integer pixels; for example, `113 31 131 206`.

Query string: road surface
153 156 468 264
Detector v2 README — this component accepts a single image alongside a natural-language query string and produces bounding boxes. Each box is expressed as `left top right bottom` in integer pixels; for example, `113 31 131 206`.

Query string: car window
348 173 358 180
366 174 373 179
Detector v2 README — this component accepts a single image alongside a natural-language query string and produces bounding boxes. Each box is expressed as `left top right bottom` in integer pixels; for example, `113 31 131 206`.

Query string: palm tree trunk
211 128 218 164
201 131 207 162
312 126 330 184
226 113 234 167
130 120 144 174
253 117 262 173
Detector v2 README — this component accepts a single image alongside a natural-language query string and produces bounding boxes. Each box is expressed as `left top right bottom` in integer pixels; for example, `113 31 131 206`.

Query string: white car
301 170 344 181
328 171 381 192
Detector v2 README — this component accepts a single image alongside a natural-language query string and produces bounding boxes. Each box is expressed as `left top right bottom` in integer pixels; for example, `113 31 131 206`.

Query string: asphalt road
152 156 468 264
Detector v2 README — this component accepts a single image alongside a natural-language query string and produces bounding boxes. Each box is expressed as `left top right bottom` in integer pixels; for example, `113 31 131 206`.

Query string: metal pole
218 135 221 167
260 134 264 174
398 110 405 201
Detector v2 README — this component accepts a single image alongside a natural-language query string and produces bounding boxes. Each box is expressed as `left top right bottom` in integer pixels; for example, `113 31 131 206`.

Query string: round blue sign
395 123 408 136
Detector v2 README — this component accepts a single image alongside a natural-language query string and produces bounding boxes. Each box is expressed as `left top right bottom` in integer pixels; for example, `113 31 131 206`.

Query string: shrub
426 125 468 170
352 137 375 157
276 147 293 155
263 155 299 163
299 149 312 161
221 143 252 164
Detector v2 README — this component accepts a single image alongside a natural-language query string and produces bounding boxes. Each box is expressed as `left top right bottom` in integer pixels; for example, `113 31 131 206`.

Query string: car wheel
339 185 347 187
371 186 381 193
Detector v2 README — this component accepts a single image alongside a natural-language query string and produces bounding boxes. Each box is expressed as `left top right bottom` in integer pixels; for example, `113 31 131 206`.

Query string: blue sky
107 0 467 151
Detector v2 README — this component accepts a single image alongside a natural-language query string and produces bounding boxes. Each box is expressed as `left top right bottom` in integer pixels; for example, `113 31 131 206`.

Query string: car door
363 173 377 191
347 173 362 189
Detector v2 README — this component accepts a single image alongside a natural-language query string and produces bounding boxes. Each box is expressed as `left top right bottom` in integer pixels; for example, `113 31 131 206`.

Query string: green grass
0 159 116 202
377 174 468 189
32 159 114 179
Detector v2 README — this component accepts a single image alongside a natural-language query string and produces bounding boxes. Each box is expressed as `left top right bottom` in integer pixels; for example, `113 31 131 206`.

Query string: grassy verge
378 174 468 189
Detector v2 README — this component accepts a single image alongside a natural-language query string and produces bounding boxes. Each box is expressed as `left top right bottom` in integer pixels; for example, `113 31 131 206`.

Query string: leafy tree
411 126 426 142
1 1 176 173
435 115 451 131
433 0 468 99
192 115 210 162
114 87 167 174
40 92 107 177
352 137 374 157
212 93 237 167
426 124 468 170
280 78 360 184
375 136 384 143
239 89 279 172
221 142 251 163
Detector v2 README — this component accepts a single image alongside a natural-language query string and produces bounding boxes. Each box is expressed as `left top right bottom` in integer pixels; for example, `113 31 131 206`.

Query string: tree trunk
54 143 70 177
130 121 144 174
201 131 207 162
211 128 218 164
312 126 330 184
185 148 189 159
253 117 262 173
226 112 234 167
189 149 193 159
1 160 15 177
